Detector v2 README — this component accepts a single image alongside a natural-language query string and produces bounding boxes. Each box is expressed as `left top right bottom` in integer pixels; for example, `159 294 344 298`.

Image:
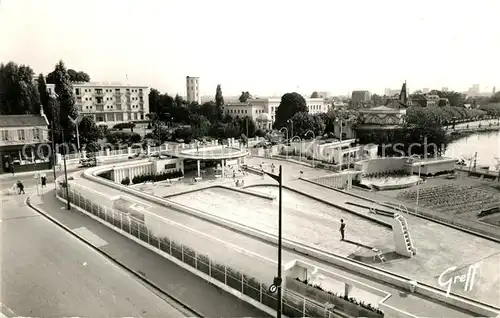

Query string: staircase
393 213 417 257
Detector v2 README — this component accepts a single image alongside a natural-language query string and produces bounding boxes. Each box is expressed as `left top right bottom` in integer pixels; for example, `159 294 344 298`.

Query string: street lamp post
287 119 293 139
61 130 71 210
290 136 301 161
305 130 315 167
279 127 289 159
69 115 83 158
262 165 283 318
409 155 421 214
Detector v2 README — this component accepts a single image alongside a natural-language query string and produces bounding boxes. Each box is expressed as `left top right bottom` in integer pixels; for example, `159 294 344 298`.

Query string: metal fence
56 185 337 317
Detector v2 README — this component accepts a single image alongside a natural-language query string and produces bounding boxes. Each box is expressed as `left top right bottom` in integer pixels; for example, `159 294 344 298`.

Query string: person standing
339 219 346 240
17 181 25 194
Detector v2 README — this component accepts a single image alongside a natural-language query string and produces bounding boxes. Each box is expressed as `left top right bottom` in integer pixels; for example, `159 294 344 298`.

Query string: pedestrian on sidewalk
17 181 25 194
339 219 345 240
41 176 47 188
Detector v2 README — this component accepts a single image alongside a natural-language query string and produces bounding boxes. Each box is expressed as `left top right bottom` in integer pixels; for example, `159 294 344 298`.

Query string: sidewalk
62 174 478 317
34 192 269 318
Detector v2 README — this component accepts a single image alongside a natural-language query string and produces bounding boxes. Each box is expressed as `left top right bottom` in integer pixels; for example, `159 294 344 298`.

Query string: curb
25 195 205 318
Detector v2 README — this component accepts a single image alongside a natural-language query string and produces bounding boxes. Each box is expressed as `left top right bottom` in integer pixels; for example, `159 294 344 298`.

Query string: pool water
168 186 391 255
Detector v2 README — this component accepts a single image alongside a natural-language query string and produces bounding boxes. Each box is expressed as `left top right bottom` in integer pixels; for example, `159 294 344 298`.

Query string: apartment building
0 107 51 174
45 82 149 125
223 97 329 130
74 83 149 124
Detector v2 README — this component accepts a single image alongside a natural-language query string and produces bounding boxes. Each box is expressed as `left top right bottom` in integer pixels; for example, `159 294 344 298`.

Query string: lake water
445 130 500 167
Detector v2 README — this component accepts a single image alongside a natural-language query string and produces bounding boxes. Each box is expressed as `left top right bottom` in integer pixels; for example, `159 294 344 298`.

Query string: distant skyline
1 0 499 97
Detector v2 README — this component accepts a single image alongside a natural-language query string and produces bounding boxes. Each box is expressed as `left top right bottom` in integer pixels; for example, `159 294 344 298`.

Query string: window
1 130 8 140
116 113 123 121
139 88 143 92
33 129 40 140
75 88 80 95
115 88 120 92
17 129 25 140
164 163 176 170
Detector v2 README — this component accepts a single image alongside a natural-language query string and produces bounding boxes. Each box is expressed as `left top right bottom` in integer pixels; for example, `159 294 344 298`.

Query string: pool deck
63 172 479 317
242 158 500 307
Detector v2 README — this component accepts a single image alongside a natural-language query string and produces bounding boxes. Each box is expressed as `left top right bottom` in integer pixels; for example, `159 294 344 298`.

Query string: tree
0 62 40 114
148 88 161 115
37 74 51 118
173 126 193 142
273 92 308 129
78 116 103 145
174 94 185 106
310 91 319 98
152 124 170 143
215 84 224 107
490 92 500 103
52 60 77 141
236 116 257 137
238 91 252 103
47 68 90 84
290 112 325 137
191 115 211 139
370 94 383 106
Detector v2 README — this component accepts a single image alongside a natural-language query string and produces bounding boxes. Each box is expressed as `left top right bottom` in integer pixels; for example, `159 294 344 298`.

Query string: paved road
0 157 139 189
0 195 188 317
32 193 270 318
65 173 479 317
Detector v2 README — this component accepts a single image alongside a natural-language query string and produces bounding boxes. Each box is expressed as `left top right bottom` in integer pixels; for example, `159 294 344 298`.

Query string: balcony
95 105 104 112
94 91 103 96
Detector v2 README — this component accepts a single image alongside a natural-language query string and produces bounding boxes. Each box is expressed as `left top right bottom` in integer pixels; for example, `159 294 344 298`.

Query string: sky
1 0 499 97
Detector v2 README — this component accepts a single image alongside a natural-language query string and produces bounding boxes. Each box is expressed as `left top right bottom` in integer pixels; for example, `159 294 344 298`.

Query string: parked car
79 157 97 167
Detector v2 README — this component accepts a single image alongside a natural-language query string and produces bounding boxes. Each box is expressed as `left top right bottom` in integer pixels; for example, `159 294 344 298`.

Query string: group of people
11 174 47 195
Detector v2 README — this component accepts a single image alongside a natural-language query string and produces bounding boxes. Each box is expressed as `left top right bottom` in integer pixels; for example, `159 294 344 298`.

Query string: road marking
73 227 108 248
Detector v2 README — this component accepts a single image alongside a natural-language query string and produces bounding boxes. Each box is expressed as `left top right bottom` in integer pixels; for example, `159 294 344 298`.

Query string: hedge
131 170 183 184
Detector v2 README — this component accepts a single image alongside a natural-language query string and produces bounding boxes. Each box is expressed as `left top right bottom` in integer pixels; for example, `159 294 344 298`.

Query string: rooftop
0 115 48 127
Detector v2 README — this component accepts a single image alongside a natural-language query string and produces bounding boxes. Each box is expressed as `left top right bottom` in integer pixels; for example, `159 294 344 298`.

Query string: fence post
194 251 198 269
169 236 172 255
224 265 227 285
241 274 244 293
260 283 262 303
146 227 150 244
208 258 211 277
181 245 184 262
104 207 108 222
119 213 123 231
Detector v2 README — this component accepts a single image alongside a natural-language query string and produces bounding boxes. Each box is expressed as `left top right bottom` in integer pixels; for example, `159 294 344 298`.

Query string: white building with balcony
44 82 149 125
222 97 329 130
74 83 149 124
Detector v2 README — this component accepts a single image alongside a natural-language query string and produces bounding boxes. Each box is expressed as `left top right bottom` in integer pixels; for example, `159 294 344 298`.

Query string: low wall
356 158 408 175
82 164 500 317
164 185 276 200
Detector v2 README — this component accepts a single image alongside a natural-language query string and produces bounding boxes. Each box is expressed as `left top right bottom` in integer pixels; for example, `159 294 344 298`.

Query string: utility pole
62 130 71 210
50 94 57 188
262 165 283 318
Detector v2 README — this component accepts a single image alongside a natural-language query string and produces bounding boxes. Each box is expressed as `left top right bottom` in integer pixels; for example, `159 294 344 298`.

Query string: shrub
130 169 184 184
121 177 130 185
295 278 383 315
